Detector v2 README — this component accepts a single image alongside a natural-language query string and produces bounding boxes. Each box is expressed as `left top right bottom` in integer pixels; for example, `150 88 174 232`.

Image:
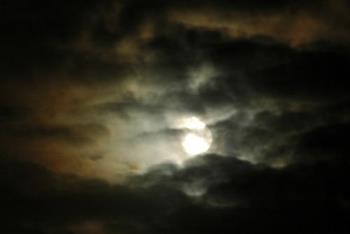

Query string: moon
182 133 211 156
181 117 212 156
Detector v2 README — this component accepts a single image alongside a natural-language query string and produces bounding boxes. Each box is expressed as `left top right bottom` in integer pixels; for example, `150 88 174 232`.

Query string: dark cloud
248 48 350 100
0 105 28 123
1 154 350 233
295 123 350 163
9 123 108 146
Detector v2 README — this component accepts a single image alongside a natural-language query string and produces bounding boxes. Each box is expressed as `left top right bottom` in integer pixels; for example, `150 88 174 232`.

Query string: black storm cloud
1 0 350 233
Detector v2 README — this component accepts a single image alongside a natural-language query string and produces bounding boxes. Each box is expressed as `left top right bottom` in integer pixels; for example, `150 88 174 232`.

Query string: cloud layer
1 0 350 233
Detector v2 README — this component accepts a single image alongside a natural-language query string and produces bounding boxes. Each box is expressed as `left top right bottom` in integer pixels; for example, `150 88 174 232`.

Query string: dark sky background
1 0 350 233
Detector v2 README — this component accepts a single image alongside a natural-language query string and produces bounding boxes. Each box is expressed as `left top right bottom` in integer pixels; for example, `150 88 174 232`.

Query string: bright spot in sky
180 117 212 157
183 116 206 130
182 133 211 156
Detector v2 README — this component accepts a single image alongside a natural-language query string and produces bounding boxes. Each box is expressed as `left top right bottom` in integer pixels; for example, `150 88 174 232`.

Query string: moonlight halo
181 117 212 156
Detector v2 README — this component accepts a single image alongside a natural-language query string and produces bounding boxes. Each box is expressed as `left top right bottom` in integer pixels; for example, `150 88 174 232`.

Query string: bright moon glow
182 133 210 156
182 117 206 130
180 117 212 156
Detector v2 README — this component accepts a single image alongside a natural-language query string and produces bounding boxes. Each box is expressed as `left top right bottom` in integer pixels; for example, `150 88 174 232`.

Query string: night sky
1 0 350 233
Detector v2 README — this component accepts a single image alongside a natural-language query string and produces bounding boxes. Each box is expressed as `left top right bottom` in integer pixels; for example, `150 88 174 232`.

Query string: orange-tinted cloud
168 0 350 46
